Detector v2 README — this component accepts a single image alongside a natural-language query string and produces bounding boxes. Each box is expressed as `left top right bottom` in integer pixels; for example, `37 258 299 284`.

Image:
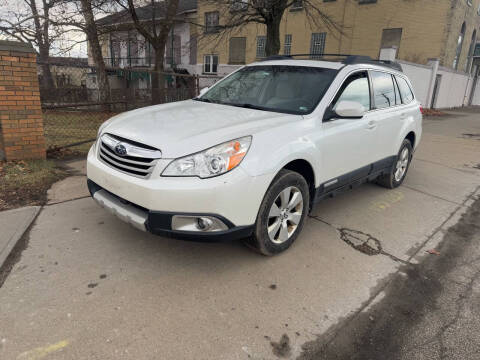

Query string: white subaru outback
87 55 422 255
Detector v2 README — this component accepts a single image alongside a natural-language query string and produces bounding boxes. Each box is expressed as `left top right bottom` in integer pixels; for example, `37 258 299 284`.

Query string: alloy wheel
267 186 304 244
394 147 410 182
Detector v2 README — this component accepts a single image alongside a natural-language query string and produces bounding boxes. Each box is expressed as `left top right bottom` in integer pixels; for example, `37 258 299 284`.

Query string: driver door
318 71 379 190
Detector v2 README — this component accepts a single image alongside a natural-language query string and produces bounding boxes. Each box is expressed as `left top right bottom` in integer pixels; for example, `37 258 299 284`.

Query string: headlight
162 136 252 178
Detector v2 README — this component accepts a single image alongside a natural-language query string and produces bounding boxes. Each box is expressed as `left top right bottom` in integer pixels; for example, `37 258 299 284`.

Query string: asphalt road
0 109 479 360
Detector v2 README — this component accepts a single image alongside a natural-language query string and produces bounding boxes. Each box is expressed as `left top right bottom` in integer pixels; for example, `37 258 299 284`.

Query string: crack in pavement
44 195 91 206
308 215 413 265
402 185 464 206
414 158 480 174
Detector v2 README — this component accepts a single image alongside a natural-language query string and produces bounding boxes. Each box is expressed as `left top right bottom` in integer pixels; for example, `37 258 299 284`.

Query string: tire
245 169 310 256
376 139 413 189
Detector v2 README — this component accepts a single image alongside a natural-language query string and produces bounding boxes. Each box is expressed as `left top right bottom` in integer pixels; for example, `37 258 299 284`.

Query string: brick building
196 0 480 76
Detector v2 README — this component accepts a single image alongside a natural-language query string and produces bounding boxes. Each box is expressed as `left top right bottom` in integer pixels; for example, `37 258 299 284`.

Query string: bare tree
113 0 180 103
0 0 62 87
204 0 342 57
81 0 110 103
55 0 111 103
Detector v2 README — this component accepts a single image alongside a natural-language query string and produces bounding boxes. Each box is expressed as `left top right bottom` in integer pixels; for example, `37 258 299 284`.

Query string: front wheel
376 139 413 189
245 169 310 256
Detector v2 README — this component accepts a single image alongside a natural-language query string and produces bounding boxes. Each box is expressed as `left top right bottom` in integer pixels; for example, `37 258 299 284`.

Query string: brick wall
0 40 45 161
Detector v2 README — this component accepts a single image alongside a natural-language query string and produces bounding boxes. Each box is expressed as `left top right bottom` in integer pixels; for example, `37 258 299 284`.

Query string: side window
392 75 402 105
371 71 395 109
395 76 414 104
333 71 371 110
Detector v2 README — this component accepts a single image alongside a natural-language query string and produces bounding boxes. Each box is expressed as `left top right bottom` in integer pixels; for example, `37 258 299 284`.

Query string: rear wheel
376 139 413 189
245 170 310 256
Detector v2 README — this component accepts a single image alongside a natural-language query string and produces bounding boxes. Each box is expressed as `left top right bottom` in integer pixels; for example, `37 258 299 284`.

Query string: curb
0 206 41 269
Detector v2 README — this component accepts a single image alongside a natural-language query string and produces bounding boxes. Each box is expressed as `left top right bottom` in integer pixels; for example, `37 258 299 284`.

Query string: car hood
101 100 300 158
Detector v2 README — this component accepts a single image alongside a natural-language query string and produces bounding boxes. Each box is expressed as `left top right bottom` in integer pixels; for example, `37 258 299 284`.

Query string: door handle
400 113 407 119
366 120 377 130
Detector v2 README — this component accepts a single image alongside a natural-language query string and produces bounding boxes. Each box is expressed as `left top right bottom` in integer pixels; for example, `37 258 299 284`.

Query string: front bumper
86 144 273 241
88 180 254 241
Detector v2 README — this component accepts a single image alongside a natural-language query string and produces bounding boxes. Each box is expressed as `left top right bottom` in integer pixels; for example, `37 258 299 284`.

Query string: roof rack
261 53 403 72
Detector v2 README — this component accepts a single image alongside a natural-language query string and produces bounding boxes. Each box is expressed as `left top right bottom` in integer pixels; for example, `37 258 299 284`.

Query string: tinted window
396 76 414 104
333 72 371 110
371 71 395 109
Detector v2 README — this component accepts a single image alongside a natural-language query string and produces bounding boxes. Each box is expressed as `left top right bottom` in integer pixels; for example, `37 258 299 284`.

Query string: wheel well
405 131 416 148
283 159 316 202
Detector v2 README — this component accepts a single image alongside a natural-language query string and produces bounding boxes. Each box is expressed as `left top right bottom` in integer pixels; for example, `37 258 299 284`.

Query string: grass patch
0 159 67 211
43 110 117 154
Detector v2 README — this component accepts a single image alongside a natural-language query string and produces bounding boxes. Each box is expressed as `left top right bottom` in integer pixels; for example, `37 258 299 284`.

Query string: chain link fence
38 62 223 154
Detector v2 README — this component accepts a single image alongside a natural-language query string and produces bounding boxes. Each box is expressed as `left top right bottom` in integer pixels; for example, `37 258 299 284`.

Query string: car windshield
196 65 338 115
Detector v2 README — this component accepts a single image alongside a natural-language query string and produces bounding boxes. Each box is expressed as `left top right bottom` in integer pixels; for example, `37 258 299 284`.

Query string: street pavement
0 109 479 360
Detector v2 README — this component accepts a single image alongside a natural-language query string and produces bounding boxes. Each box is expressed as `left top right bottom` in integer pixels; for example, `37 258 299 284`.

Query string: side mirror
334 100 366 119
199 87 209 96
324 100 366 122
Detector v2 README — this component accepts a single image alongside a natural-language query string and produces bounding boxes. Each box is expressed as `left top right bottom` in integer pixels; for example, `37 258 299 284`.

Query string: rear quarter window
395 76 415 104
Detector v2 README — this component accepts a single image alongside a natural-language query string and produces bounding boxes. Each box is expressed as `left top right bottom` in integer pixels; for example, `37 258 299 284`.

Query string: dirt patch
47 146 87 160
270 334 291 358
0 159 68 211
422 108 447 116
297 194 480 360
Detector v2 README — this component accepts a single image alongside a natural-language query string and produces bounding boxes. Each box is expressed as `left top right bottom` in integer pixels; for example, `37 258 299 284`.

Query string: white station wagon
87 55 422 255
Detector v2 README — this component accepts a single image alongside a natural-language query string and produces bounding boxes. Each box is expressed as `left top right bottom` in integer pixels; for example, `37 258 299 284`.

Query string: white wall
471 79 480 106
434 67 472 108
398 61 432 106
398 60 477 109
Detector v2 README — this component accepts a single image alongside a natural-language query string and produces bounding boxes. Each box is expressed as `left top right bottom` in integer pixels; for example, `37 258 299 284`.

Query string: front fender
240 124 321 185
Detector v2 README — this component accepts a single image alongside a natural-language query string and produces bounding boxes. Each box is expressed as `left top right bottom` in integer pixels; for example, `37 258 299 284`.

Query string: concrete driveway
0 109 479 360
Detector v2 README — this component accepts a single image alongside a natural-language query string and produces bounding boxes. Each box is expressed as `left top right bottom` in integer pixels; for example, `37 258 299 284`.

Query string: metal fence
38 62 223 154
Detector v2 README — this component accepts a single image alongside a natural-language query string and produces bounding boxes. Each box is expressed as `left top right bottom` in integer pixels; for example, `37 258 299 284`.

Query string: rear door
318 71 379 190
369 70 405 162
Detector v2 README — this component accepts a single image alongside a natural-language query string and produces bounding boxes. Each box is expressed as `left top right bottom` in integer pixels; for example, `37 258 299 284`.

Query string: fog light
196 217 213 231
171 215 229 232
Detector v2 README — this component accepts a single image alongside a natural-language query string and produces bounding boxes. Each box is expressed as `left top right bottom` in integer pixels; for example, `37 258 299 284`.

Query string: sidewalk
0 159 88 273
0 206 40 270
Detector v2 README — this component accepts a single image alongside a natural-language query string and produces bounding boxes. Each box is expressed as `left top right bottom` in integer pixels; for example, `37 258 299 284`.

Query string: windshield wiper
225 102 265 110
193 97 212 103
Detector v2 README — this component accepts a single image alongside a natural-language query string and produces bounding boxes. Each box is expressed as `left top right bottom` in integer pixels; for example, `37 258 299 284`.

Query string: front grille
98 134 161 178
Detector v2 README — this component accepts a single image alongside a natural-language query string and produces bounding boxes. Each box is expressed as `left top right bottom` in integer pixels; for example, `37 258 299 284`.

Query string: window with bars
230 0 248 11
284 34 292 55
256 36 266 58
204 54 218 74
205 11 219 33
310 33 326 59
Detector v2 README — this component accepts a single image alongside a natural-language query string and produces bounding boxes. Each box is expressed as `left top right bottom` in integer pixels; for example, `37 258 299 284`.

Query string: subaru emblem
114 143 127 156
